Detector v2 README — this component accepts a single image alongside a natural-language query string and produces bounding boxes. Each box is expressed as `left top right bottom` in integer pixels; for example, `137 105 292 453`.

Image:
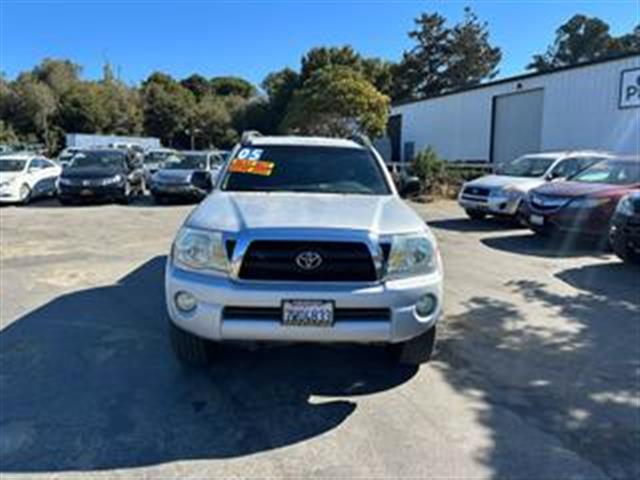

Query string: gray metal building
387 53 640 166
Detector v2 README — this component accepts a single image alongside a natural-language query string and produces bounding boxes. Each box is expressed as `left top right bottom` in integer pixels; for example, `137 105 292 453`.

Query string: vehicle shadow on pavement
437 262 639 480
428 217 522 233
0 256 416 472
481 232 612 259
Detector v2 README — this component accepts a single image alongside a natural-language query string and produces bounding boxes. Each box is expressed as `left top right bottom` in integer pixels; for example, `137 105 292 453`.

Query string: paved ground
0 198 638 479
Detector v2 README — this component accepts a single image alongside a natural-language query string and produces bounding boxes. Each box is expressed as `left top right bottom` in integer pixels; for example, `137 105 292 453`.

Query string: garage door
491 89 544 166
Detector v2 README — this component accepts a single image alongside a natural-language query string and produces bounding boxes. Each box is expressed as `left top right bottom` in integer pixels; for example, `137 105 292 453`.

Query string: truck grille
238 240 377 282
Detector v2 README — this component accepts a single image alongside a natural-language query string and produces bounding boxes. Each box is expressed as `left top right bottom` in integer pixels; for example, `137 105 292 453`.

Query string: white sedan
0 153 62 204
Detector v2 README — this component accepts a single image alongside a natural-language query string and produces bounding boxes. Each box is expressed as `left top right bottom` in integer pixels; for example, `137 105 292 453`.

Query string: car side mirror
400 177 421 198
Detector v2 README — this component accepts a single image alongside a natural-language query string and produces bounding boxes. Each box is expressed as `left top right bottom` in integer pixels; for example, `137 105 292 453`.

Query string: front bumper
520 201 612 236
151 183 204 198
458 192 522 216
165 262 443 344
58 184 125 201
0 185 20 203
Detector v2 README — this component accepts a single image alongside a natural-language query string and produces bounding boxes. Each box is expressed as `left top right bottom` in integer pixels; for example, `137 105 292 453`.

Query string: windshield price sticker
229 158 275 176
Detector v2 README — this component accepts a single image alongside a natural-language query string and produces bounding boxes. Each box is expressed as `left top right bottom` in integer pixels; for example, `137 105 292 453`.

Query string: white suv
165 134 443 366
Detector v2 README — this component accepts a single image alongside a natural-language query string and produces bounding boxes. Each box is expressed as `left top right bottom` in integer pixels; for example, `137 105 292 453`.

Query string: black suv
57 149 144 205
610 191 640 264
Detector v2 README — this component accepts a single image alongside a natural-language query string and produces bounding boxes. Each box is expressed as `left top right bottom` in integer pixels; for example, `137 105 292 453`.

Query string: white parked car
0 154 62 204
458 151 611 220
165 134 443 367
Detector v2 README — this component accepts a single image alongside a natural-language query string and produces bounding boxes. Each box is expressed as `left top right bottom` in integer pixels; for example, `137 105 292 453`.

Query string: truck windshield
496 156 556 178
221 145 391 195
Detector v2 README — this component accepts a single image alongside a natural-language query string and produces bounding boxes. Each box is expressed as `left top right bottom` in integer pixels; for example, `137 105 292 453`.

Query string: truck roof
245 135 363 149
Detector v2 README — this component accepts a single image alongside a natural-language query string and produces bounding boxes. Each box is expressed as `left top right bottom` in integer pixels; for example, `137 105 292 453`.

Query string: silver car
165 134 443 366
458 151 610 220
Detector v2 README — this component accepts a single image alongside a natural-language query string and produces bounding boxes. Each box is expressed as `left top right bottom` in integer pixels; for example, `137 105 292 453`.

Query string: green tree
445 8 501 89
99 79 143 135
189 94 235 148
392 8 501 101
528 15 638 71
12 78 57 149
181 74 210 100
32 58 81 97
259 67 301 132
0 120 19 144
210 76 256 98
58 82 106 133
300 46 392 94
282 66 389 137
141 73 195 146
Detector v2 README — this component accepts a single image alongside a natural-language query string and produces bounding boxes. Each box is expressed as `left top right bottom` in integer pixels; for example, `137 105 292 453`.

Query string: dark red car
521 157 640 237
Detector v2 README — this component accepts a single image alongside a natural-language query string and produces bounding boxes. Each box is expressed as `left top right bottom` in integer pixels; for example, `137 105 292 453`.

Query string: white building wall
392 55 640 162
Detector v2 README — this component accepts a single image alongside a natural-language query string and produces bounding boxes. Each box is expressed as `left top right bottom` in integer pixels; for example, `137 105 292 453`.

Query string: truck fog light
175 291 197 313
415 294 437 317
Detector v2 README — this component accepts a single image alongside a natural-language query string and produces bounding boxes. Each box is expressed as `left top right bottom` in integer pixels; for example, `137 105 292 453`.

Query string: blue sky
1 0 638 87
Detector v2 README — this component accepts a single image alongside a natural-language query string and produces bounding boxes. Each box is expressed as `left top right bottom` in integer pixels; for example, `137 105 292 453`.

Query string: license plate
282 300 334 327
530 214 544 226
80 189 94 196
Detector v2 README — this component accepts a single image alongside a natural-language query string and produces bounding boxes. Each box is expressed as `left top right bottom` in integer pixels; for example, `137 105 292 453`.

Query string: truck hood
466 174 544 192
187 192 426 235
533 181 640 198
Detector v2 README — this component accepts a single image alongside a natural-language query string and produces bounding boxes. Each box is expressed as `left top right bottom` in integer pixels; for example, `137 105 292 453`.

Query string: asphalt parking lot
0 198 638 479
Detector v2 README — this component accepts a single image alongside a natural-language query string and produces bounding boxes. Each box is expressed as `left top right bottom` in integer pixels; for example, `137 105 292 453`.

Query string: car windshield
164 153 208 170
0 159 27 172
571 160 640 185
70 151 126 169
145 151 174 164
221 145 391 195
496 156 556 177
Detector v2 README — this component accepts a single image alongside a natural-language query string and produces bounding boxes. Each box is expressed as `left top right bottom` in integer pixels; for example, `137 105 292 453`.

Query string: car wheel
465 209 486 220
169 321 213 366
390 326 436 366
612 236 640 264
18 184 32 205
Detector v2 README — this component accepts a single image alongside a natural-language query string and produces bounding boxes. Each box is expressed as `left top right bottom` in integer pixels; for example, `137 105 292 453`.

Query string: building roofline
392 51 640 108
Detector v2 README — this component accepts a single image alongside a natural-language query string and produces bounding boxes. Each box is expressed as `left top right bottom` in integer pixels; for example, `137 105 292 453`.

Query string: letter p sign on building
620 68 640 109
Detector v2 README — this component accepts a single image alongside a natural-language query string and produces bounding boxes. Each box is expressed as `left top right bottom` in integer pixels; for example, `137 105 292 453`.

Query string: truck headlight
616 195 635 216
385 234 438 279
172 227 228 273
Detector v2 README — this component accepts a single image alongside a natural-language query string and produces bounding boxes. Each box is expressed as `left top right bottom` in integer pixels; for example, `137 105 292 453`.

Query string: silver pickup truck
165 134 443 366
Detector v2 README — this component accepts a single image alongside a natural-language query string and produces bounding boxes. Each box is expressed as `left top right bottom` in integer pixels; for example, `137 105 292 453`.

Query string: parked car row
0 146 228 206
459 153 640 264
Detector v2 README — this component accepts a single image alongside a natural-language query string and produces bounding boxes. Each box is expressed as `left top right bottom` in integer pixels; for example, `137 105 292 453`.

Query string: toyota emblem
295 251 323 271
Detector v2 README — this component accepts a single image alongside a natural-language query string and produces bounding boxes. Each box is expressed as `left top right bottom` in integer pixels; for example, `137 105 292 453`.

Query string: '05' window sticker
229 148 274 176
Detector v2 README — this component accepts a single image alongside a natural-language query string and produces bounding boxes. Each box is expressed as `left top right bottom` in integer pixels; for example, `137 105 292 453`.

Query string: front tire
612 236 640 264
169 321 213 366
391 326 436 366
465 209 486 221
19 184 31 205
